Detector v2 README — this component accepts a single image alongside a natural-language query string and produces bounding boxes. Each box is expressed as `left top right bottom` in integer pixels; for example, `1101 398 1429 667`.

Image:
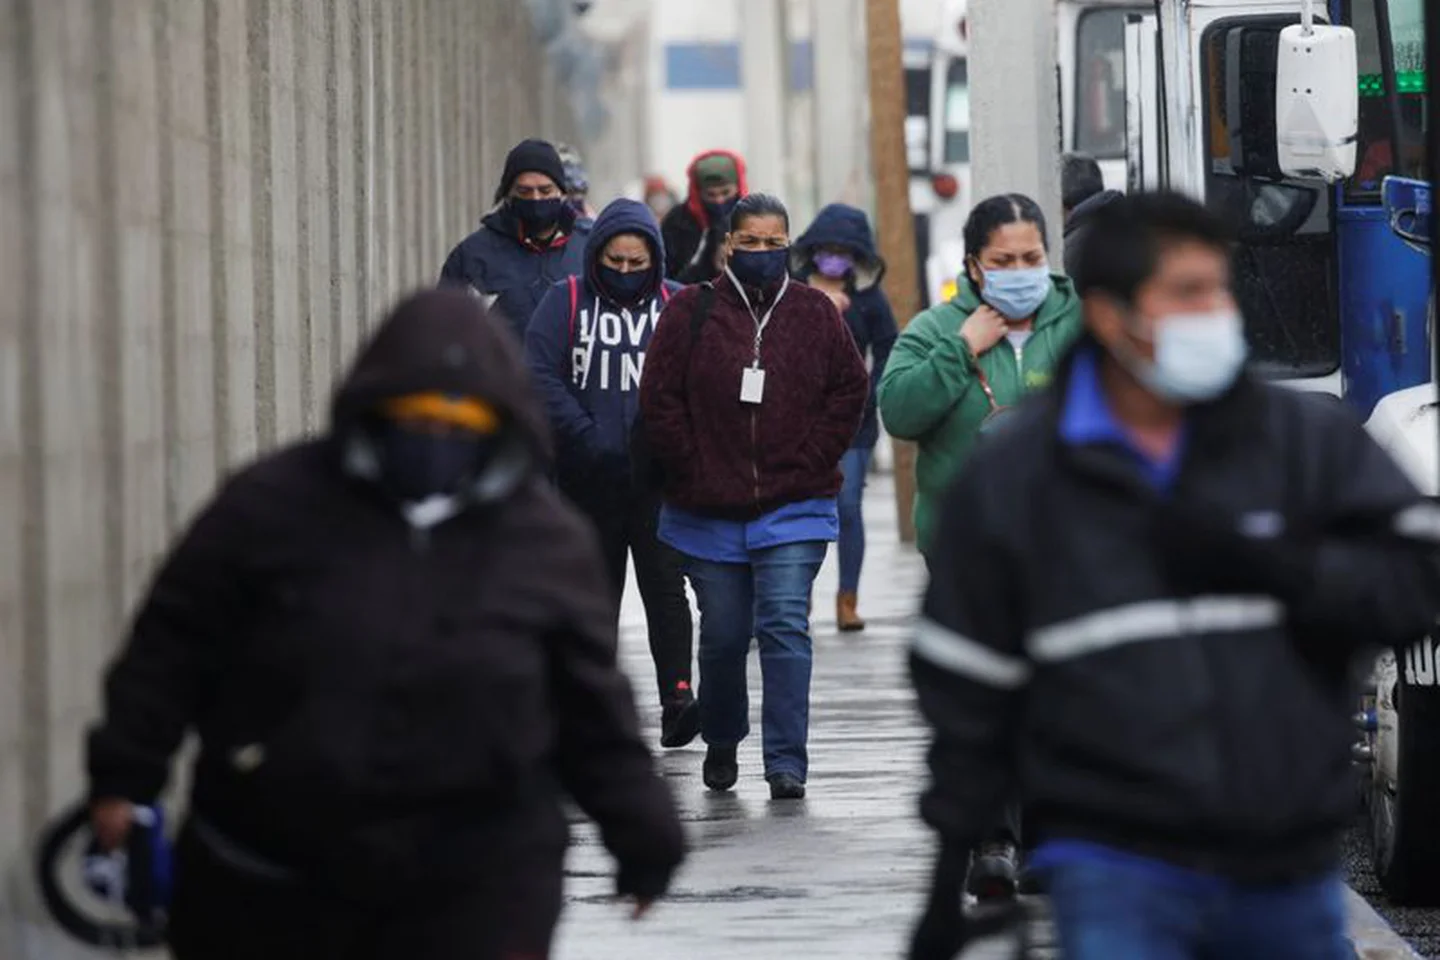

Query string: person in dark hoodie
85 289 684 960
525 198 700 751
660 149 750 283
440 138 593 340
1061 152 1123 280
789 203 898 632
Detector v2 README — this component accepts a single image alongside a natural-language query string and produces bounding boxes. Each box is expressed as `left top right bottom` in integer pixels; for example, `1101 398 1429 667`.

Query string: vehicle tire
1370 636 1440 905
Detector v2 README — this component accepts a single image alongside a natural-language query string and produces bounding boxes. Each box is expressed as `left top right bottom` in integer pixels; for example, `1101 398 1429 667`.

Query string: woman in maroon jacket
639 194 868 800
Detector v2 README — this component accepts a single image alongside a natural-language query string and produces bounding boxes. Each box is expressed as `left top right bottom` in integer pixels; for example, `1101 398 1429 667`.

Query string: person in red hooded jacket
660 149 750 284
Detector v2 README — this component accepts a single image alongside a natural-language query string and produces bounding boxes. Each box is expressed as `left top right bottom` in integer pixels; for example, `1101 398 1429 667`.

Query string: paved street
552 470 1424 960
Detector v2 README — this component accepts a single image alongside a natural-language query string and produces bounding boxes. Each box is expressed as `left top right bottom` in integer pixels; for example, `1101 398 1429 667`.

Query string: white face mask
1119 308 1249 403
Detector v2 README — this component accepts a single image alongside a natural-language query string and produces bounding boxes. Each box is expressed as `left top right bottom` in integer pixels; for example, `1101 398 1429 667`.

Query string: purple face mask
814 251 854 279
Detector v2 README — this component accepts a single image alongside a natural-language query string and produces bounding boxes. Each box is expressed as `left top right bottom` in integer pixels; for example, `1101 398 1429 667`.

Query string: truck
1118 0 1435 901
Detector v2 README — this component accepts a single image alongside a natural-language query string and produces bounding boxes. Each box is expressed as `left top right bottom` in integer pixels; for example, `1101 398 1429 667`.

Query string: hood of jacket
683 149 750 231
1064 189 1124 238
331 289 553 503
790 203 886 291
584 198 667 306
951 272 1077 332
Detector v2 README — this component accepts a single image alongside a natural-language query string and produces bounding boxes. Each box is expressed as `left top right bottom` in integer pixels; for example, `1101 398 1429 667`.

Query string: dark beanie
494 139 568 203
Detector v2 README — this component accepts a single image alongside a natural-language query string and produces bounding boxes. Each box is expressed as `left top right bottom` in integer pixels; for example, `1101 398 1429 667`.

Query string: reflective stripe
1027 595 1284 664
911 618 1032 689
1394 502 1440 543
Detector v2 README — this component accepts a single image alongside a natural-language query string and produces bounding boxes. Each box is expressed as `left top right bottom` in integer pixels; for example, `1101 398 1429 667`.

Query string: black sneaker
660 682 701 749
767 773 806 800
965 841 1019 902
703 746 738 792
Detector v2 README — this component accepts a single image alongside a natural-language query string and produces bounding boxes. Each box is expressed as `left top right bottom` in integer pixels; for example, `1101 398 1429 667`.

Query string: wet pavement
552 470 1424 960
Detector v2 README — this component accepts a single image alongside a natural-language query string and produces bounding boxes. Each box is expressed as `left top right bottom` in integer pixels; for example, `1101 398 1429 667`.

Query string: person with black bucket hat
85 289 684 960
440 138 593 340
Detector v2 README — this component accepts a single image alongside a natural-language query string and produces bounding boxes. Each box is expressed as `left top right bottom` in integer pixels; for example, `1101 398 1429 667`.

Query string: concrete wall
0 0 581 953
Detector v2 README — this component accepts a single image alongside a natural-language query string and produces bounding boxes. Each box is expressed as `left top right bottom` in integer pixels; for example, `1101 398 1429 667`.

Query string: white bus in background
923 0 1143 307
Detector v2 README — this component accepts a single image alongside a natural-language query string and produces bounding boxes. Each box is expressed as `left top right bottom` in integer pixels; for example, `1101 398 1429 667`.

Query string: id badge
740 366 766 405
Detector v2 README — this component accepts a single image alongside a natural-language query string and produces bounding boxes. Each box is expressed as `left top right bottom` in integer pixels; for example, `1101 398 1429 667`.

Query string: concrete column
811 0 865 207
740 0 787 194
967 0 1063 245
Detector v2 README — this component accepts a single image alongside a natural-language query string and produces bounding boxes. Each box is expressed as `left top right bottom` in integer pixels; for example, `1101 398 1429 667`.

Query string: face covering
729 248 790 289
1119 308 1249 403
598 265 650 303
979 265 1052 320
703 195 741 223
814 252 854 280
510 197 564 233
376 426 492 502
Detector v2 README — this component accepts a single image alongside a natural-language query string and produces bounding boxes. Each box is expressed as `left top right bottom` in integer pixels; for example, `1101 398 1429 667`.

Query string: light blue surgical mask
1121 308 1249 403
979 265 1052 320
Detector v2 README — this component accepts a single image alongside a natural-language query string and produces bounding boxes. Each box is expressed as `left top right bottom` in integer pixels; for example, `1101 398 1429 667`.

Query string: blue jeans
837 448 871 594
1046 858 1353 960
684 541 828 781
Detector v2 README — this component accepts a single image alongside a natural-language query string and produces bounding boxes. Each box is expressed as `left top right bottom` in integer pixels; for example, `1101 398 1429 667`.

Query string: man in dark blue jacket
524 198 699 750
440 139 593 340
790 203 898 631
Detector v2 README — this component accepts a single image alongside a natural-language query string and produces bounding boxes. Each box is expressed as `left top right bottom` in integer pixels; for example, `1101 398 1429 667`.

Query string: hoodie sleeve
804 297 869 468
638 288 703 471
547 513 686 876
439 239 473 289
87 477 253 802
524 283 599 461
878 306 977 440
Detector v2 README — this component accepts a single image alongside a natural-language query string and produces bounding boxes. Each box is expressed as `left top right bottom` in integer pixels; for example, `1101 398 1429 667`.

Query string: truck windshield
943 59 971 165
906 65 932 173
1345 0 1429 201
1200 17 1341 378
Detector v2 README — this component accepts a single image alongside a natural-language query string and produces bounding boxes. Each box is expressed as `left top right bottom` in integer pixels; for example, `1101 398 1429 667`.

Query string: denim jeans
1046 858 1353 960
684 541 828 781
837 447 871 594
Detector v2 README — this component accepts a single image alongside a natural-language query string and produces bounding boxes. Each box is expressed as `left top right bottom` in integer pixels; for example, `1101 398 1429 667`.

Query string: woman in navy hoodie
790 204 898 633
525 199 700 751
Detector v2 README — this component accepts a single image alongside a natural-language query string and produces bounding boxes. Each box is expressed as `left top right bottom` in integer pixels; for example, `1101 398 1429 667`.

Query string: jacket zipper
751 338 762 506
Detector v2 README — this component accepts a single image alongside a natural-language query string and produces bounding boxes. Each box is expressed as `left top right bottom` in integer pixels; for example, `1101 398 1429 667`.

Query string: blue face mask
598 265 651 303
729 248 790 289
704 195 741 223
979 265 1052 320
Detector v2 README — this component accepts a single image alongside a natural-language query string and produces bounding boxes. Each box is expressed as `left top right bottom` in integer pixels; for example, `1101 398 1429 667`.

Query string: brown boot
837 592 866 632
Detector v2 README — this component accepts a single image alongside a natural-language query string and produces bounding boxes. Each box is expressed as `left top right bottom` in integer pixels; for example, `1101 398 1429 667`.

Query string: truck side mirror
1275 23 1358 182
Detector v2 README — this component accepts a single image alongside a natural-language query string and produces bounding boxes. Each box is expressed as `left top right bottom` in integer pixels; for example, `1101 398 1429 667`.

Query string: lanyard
726 268 790 365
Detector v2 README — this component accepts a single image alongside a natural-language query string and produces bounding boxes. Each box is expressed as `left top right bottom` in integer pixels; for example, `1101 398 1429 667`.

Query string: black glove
615 859 675 902
1152 498 1314 604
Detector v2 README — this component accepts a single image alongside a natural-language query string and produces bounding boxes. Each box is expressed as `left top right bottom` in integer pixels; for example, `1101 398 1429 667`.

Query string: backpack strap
659 283 673 305
565 275 580 375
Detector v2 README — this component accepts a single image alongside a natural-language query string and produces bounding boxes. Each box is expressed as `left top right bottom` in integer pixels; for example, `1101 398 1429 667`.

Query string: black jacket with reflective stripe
913 341 1440 882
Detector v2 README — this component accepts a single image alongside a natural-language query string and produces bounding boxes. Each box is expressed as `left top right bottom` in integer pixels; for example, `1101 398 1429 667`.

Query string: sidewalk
552 471 1420 960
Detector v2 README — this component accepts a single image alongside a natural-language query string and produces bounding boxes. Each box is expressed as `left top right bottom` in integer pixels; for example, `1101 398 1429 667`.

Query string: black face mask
728 248 790 289
375 426 493 502
598 265 651 303
510 197 564 233
703 195 740 223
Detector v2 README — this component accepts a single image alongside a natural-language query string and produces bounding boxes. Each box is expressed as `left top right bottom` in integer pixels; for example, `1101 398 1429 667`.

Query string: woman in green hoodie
879 192 1081 902
880 194 1082 557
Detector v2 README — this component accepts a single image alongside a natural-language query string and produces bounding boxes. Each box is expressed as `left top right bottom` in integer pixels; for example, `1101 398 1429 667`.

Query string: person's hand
616 860 675 921
959 306 1008 356
90 797 135 852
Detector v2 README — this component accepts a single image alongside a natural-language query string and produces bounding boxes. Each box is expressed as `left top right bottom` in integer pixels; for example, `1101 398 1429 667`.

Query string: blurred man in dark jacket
87 289 685 960
440 139 593 339
908 193 1440 960
1061 152 1122 280
660 149 749 283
